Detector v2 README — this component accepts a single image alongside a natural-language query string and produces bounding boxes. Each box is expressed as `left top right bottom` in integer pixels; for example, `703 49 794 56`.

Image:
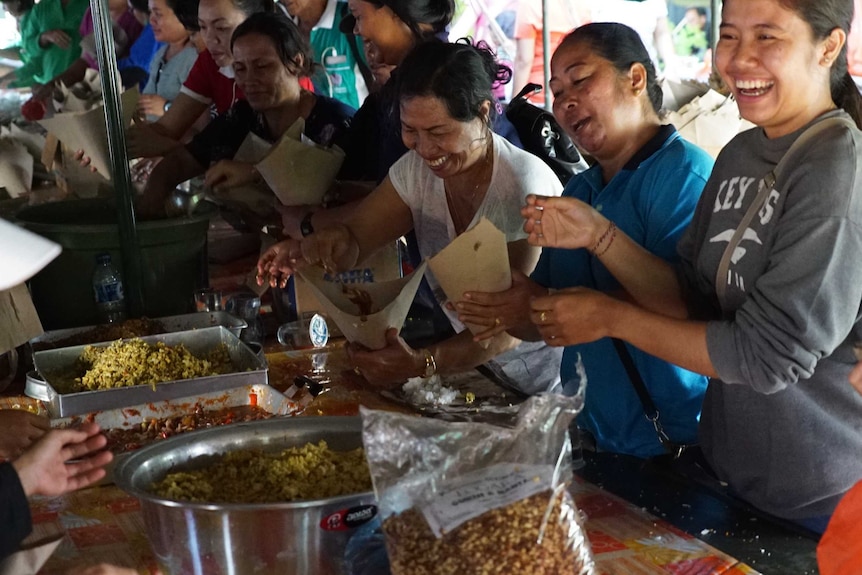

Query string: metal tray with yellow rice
32 326 267 417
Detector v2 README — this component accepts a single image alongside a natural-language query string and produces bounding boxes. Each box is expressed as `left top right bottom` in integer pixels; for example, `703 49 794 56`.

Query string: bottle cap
96 253 111 265
309 314 329 348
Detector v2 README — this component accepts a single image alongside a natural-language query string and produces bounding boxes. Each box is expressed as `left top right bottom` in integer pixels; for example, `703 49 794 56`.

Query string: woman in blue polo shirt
458 23 714 458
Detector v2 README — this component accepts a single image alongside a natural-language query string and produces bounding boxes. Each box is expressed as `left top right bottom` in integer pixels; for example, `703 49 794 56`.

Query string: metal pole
711 0 721 53
90 0 145 317
541 0 551 111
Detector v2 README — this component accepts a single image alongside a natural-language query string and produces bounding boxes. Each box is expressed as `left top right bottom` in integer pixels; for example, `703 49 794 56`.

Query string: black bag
505 83 588 184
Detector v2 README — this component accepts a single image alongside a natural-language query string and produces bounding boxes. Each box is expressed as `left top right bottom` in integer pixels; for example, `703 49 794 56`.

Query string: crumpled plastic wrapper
361 382 596 575
665 89 755 159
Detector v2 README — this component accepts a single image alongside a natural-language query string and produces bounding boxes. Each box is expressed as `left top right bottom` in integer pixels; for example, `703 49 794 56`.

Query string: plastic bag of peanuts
360 391 596 575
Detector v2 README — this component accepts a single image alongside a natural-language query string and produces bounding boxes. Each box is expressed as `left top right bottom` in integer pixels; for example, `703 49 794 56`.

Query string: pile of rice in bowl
152 440 372 503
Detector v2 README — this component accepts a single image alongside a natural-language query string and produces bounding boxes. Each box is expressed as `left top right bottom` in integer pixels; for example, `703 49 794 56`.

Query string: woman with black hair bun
327 0 455 185
259 40 564 393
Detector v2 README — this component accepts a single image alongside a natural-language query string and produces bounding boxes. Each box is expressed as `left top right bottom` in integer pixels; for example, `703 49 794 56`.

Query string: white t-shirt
590 0 669 67
389 132 565 394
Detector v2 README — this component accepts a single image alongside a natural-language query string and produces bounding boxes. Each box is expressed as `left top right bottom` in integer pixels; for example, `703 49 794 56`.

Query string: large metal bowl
113 416 377 575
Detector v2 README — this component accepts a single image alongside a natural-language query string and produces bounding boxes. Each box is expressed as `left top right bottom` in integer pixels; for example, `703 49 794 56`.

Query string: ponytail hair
780 0 862 128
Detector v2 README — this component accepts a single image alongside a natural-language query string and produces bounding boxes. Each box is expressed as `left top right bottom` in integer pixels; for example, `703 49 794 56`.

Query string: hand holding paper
38 86 140 179
427 218 511 345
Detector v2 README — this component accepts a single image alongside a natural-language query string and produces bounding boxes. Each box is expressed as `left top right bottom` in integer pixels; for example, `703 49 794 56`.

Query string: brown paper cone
427 218 511 346
297 262 426 350
255 118 345 206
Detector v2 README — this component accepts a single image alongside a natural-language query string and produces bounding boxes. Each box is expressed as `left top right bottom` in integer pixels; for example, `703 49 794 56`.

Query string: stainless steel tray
29 311 247 349
32 326 268 418
53 384 297 484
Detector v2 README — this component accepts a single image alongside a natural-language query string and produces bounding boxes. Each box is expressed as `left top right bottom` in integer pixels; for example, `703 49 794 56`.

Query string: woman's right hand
300 224 359 273
40 29 72 49
256 239 304 288
126 122 179 159
522 195 607 250
0 410 50 459
73 149 98 173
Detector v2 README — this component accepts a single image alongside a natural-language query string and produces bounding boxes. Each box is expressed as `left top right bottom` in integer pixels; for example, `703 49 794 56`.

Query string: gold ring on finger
540 311 548 323
354 366 362 376
494 317 501 326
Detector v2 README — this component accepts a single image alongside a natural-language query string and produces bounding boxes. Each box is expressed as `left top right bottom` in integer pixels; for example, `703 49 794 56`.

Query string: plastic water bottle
92 253 127 324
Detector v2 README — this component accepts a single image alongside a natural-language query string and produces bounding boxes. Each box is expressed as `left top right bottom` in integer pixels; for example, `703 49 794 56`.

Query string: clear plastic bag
361 390 595 575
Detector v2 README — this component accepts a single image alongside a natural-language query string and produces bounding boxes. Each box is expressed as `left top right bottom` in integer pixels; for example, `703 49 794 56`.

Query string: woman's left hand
136 94 168 118
530 287 615 346
204 160 258 192
347 328 425 387
454 270 545 341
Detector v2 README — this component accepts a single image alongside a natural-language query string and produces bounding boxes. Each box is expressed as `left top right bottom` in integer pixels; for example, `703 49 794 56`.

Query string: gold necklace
444 138 493 234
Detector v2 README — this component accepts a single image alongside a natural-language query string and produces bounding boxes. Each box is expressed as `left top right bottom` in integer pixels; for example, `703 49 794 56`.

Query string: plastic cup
194 288 223 312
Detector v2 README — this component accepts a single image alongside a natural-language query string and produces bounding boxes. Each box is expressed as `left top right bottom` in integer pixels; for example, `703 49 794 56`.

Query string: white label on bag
421 463 554 538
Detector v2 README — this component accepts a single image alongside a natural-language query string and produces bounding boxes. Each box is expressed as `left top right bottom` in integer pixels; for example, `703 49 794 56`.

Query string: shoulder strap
714 116 856 308
611 338 686 457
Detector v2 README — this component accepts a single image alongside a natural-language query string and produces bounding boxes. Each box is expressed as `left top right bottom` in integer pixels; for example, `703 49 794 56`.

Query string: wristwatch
300 211 315 237
163 100 172 113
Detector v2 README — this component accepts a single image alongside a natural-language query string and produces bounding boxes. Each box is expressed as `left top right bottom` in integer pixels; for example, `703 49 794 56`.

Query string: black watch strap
300 211 315 237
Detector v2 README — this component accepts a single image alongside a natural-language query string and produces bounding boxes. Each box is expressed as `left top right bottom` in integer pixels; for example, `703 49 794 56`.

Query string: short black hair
230 12 314 78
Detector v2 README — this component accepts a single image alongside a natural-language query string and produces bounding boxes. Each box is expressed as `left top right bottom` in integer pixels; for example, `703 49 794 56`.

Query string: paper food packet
427 218 511 346
38 86 140 180
255 118 345 206
209 132 278 218
0 534 64 575
296 262 426 350
0 139 33 198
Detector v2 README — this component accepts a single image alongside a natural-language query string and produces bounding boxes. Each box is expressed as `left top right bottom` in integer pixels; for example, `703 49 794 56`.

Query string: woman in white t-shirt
258 40 564 393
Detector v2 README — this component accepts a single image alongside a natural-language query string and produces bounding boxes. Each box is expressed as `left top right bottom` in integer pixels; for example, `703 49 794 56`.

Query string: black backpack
505 83 588 184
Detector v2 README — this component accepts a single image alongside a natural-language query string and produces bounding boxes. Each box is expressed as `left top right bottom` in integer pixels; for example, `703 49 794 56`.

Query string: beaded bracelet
591 221 617 256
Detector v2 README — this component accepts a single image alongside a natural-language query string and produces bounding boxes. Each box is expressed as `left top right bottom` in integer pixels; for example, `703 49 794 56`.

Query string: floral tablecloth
23 477 760 575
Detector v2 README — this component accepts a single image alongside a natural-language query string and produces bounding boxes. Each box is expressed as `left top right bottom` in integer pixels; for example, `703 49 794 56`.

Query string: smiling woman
258 40 565 395
518 0 862 532
455 23 713 459
135 11 355 218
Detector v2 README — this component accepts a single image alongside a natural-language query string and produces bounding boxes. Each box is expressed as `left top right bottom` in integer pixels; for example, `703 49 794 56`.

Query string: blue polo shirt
531 125 714 458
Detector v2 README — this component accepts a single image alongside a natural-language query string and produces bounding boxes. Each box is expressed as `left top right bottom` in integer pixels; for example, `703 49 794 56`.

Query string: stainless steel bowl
114 416 377 575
